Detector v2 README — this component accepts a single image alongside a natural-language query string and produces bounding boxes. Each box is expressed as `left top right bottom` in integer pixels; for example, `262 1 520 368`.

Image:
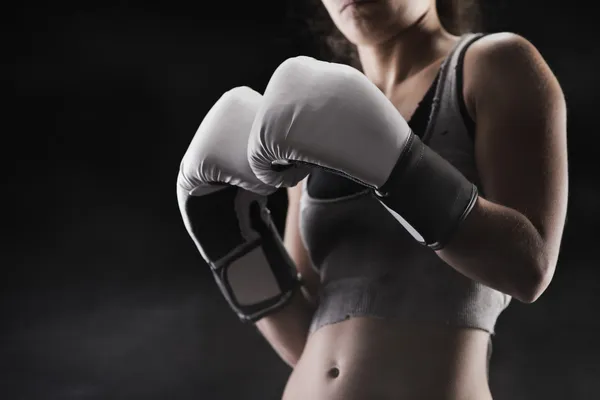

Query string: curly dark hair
300 0 481 67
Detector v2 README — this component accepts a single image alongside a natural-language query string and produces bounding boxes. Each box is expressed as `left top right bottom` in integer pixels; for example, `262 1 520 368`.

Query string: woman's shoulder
462 32 561 117
464 31 552 82
468 32 542 63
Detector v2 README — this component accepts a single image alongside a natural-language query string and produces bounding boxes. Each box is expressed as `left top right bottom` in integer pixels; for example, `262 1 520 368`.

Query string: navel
327 366 340 379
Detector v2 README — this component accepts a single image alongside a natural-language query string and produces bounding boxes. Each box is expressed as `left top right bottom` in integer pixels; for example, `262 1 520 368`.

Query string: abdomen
282 317 493 400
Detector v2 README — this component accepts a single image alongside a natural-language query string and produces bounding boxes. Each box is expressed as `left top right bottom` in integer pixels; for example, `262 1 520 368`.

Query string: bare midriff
282 317 493 400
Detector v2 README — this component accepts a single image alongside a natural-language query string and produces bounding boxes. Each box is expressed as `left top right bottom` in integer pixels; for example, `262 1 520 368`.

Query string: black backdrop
4 1 599 399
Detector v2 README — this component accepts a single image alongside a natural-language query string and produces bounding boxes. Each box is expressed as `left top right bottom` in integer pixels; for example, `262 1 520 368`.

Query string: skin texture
255 0 568 398
437 33 568 303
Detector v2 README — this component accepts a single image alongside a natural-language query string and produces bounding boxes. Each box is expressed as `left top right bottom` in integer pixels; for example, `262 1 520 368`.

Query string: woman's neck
357 8 456 96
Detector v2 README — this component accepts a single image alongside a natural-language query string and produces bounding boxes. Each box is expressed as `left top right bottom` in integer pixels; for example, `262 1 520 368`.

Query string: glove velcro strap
210 239 301 323
212 198 301 322
375 133 478 250
184 186 301 322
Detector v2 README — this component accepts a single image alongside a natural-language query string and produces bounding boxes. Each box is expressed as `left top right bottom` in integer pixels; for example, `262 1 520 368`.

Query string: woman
253 0 568 399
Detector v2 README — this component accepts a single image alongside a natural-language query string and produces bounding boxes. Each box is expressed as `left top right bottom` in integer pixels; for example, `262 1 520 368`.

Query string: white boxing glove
177 87 300 322
248 57 477 250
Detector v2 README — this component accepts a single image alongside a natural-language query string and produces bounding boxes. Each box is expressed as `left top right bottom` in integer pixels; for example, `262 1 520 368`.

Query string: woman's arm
436 33 568 303
255 180 319 367
283 180 321 303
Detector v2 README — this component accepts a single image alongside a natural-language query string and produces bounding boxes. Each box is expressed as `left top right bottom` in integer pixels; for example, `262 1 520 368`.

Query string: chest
387 62 443 122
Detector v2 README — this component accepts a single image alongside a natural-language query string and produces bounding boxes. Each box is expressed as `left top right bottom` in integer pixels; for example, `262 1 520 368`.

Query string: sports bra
298 33 511 337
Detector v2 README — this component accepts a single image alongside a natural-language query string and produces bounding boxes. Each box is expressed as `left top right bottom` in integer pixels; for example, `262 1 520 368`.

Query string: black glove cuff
376 133 478 250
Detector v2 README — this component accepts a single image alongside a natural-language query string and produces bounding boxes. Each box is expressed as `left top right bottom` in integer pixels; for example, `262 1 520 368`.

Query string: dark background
4 1 599 399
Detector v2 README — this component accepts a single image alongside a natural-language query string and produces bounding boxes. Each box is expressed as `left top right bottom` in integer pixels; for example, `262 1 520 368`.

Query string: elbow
516 277 549 304
514 252 555 304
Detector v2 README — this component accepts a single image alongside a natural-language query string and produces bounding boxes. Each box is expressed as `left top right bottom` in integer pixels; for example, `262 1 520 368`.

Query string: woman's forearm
436 196 555 303
254 288 316 368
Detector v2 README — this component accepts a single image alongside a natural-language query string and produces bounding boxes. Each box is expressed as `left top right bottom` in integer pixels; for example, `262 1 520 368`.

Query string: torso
283 318 492 400
284 35 495 399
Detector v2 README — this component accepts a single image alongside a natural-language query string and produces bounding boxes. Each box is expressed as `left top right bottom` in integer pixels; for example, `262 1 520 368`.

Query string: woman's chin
341 25 397 48
335 10 400 47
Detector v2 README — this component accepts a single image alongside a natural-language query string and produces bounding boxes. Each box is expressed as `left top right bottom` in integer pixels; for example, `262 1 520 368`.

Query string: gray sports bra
299 33 511 336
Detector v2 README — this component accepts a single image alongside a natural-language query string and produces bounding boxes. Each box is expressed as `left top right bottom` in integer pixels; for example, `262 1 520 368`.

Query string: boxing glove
248 56 477 250
177 87 301 322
